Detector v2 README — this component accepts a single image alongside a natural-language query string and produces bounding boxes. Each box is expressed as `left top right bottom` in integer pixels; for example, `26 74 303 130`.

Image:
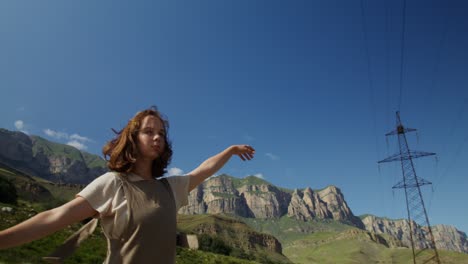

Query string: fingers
244 145 255 152
235 144 255 161
238 150 254 161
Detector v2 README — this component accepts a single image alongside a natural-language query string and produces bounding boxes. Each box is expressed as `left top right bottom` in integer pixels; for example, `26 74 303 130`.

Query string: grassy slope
238 216 468 263
0 163 79 209
81 152 106 169
239 216 353 244
282 230 468 264
177 214 291 263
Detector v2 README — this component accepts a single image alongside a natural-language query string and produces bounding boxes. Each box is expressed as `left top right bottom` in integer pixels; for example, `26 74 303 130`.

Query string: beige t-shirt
77 171 190 239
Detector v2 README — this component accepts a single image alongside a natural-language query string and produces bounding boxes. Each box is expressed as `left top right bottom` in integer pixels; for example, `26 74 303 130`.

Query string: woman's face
136 115 166 161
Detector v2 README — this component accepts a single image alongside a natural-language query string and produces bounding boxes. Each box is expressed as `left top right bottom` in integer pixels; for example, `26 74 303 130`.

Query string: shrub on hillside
198 234 232 256
0 177 18 205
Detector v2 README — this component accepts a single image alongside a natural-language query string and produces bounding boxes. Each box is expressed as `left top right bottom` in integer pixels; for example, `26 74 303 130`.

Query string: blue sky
1 1 467 234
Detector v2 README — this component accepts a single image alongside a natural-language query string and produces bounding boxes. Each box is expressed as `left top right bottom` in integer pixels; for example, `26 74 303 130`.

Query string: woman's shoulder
86 171 123 189
165 174 189 184
165 175 190 192
93 171 120 181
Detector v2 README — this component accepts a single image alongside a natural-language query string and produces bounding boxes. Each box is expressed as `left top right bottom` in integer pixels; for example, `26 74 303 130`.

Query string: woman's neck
132 159 153 179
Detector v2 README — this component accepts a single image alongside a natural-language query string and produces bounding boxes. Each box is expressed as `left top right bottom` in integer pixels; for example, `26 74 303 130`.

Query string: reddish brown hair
102 106 173 178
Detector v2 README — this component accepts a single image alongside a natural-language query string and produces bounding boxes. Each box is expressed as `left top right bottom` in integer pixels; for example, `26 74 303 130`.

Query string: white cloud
67 140 87 150
14 120 24 130
14 120 28 134
70 133 91 142
266 153 280 160
44 129 68 140
167 167 184 176
253 173 264 179
44 129 92 151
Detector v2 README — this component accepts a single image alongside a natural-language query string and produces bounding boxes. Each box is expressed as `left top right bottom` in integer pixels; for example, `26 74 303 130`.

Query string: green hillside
282 229 468 264
237 216 468 263
30 135 106 171
82 152 106 169
238 216 353 244
31 136 83 161
177 214 291 263
0 163 81 210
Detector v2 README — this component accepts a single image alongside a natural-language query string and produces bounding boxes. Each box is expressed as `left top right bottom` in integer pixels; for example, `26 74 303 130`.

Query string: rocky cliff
180 175 364 228
0 129 107 184
362 215 468 253
177 214 290 263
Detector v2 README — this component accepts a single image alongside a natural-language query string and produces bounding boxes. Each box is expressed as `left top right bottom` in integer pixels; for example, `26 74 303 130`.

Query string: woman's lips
152 145 160 152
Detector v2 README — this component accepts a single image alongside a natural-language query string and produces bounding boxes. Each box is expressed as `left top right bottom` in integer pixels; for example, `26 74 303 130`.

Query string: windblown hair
102 106 173 178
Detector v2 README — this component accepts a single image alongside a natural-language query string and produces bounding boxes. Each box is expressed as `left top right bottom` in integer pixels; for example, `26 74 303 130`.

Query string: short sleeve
166 175 190 211
76 172 120 217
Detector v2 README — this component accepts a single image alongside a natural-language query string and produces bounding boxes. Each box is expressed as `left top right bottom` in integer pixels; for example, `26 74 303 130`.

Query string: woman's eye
143 130 154 135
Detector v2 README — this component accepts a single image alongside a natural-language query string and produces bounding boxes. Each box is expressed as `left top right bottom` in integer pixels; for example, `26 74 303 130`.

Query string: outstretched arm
0 196 97 249
187 145 255 192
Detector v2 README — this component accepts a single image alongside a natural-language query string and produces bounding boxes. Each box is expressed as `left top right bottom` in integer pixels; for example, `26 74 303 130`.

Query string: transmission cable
360 0 390 216
397 0 407 111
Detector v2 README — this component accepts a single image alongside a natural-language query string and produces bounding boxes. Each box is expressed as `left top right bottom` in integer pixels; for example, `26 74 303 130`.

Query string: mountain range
0 128 467 258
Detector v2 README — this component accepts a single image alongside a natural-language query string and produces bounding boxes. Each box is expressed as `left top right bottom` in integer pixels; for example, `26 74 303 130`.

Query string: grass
281 229 468 264
40 182 82 202
239 216 353 244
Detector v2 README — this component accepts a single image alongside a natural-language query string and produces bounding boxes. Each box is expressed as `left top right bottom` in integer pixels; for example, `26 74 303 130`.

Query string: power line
385 0 392 128
398 0 407 111
360 0 384 202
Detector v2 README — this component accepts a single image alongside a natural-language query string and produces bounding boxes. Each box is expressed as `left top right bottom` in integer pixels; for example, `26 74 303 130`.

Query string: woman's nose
153 133 160 141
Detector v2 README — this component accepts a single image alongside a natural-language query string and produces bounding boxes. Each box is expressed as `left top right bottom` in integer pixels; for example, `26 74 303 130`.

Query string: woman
0 106 255 263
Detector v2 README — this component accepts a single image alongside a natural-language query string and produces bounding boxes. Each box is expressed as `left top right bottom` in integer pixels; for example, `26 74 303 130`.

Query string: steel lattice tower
378 112 441 264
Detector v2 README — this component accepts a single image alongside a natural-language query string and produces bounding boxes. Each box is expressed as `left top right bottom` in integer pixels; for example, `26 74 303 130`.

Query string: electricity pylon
378 111 441 264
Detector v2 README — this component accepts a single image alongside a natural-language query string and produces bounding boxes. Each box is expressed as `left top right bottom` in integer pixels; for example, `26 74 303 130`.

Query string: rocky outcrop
0 129 107 184
180 176 252 217
238 183 290 218
432 225 468 253
362 215 468 253
178 214 284 255
180 175 363 227
287 186 364 228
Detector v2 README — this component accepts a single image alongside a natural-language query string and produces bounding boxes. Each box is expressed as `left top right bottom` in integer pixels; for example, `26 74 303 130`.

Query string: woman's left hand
229 145 256 161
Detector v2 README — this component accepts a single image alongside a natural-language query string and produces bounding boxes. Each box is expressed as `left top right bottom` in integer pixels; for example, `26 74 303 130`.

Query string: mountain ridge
0 128 107 184
0 128 466 254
